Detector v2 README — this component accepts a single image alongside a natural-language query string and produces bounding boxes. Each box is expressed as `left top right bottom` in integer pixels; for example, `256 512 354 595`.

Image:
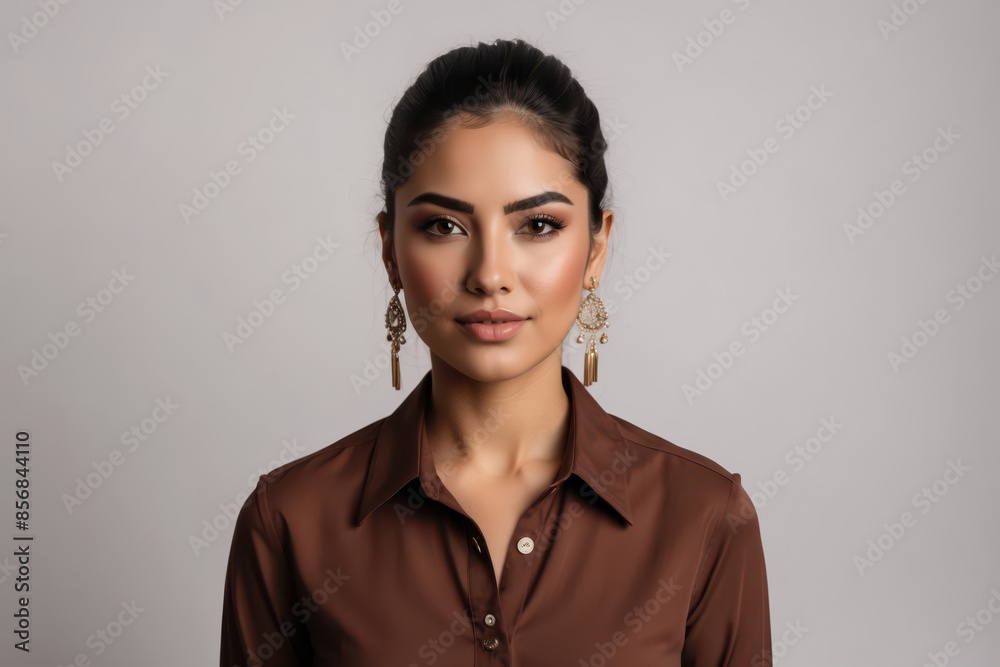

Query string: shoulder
269 418 384 481
245 417 386 512
612 413 737 481
610 413 748 511
609 413 760 548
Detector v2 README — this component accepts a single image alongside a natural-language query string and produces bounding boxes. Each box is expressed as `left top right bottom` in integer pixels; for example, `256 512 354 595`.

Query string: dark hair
376 38 614 254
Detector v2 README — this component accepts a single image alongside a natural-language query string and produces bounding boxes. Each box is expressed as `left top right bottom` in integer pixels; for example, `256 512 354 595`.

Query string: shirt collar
356 365 634 528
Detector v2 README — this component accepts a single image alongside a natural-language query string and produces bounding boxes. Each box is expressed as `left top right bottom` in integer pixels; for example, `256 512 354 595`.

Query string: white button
516 537 534 554
484 613 496 626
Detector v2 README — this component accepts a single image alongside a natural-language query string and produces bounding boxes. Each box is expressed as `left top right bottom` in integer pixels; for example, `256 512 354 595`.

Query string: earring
385 284 407 390
575 276 609 386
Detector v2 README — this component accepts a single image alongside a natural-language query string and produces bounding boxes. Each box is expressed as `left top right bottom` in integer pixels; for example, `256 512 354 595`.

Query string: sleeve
682 473 772 667
220 476 312 667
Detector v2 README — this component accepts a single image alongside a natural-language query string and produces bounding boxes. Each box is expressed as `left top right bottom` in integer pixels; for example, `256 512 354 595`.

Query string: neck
424 351 570 479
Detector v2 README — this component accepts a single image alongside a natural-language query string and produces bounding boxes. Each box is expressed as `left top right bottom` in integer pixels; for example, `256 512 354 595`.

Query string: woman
221 38 771 666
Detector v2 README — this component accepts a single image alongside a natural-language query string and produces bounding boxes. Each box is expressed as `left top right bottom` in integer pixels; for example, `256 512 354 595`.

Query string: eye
418 215 467 238
417 213 567 241
519 213 566 240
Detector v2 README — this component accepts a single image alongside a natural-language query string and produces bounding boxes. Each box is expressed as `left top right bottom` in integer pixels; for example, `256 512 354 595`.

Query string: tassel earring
385 284 407 390
575 276 609 386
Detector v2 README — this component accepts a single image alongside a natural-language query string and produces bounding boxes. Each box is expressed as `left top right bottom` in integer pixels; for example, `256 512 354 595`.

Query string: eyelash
418 213 567 241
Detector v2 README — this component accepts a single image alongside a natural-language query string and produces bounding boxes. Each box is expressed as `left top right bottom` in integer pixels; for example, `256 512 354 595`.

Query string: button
516 537 534 554
471 537 482 553
484 613 496 626
483 636 499 651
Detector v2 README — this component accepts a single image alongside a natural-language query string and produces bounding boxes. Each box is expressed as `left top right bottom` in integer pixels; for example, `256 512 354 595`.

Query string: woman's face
379 118 613 383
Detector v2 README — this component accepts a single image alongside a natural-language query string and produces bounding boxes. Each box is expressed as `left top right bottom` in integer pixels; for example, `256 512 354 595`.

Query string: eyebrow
406 191 573 215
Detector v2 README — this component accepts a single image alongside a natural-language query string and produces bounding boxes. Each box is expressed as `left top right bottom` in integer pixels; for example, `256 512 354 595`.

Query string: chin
430 337 544 383
446 352 528 382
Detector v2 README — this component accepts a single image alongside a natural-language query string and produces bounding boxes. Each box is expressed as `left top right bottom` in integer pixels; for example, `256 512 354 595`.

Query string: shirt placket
432 480 560 666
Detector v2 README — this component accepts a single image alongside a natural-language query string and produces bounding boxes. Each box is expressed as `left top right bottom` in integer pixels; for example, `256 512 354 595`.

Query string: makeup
457 319 527 342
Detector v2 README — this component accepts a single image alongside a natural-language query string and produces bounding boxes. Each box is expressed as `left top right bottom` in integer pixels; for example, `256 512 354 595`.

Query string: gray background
2 0 998 664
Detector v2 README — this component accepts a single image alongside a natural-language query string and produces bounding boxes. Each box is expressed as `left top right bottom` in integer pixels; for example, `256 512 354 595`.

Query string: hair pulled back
378 38 612 246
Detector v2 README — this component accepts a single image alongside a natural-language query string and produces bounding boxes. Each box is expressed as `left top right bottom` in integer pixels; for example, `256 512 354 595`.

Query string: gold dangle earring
385 284 407 390
575 276 609 386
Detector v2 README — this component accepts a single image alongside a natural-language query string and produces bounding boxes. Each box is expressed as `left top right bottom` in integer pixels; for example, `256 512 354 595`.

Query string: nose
464 219 512 296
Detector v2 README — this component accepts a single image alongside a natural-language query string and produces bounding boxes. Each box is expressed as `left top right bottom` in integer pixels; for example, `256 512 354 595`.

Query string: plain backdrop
1 0 998 664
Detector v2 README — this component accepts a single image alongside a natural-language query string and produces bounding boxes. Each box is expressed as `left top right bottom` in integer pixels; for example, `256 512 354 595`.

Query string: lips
455 309 527 324
455 309 529 342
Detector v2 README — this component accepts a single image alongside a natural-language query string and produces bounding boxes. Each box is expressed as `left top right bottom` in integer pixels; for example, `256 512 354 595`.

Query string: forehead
396 119 585 208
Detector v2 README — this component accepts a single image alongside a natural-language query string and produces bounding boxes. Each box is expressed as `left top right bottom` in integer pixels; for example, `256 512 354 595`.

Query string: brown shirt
220 366 772 666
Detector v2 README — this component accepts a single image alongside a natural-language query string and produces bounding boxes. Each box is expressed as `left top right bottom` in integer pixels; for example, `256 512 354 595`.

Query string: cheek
523 251 585 315
398 250 453 320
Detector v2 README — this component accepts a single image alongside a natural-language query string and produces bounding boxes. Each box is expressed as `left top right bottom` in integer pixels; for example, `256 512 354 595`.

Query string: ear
584 209 614 288
377 211 400 290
